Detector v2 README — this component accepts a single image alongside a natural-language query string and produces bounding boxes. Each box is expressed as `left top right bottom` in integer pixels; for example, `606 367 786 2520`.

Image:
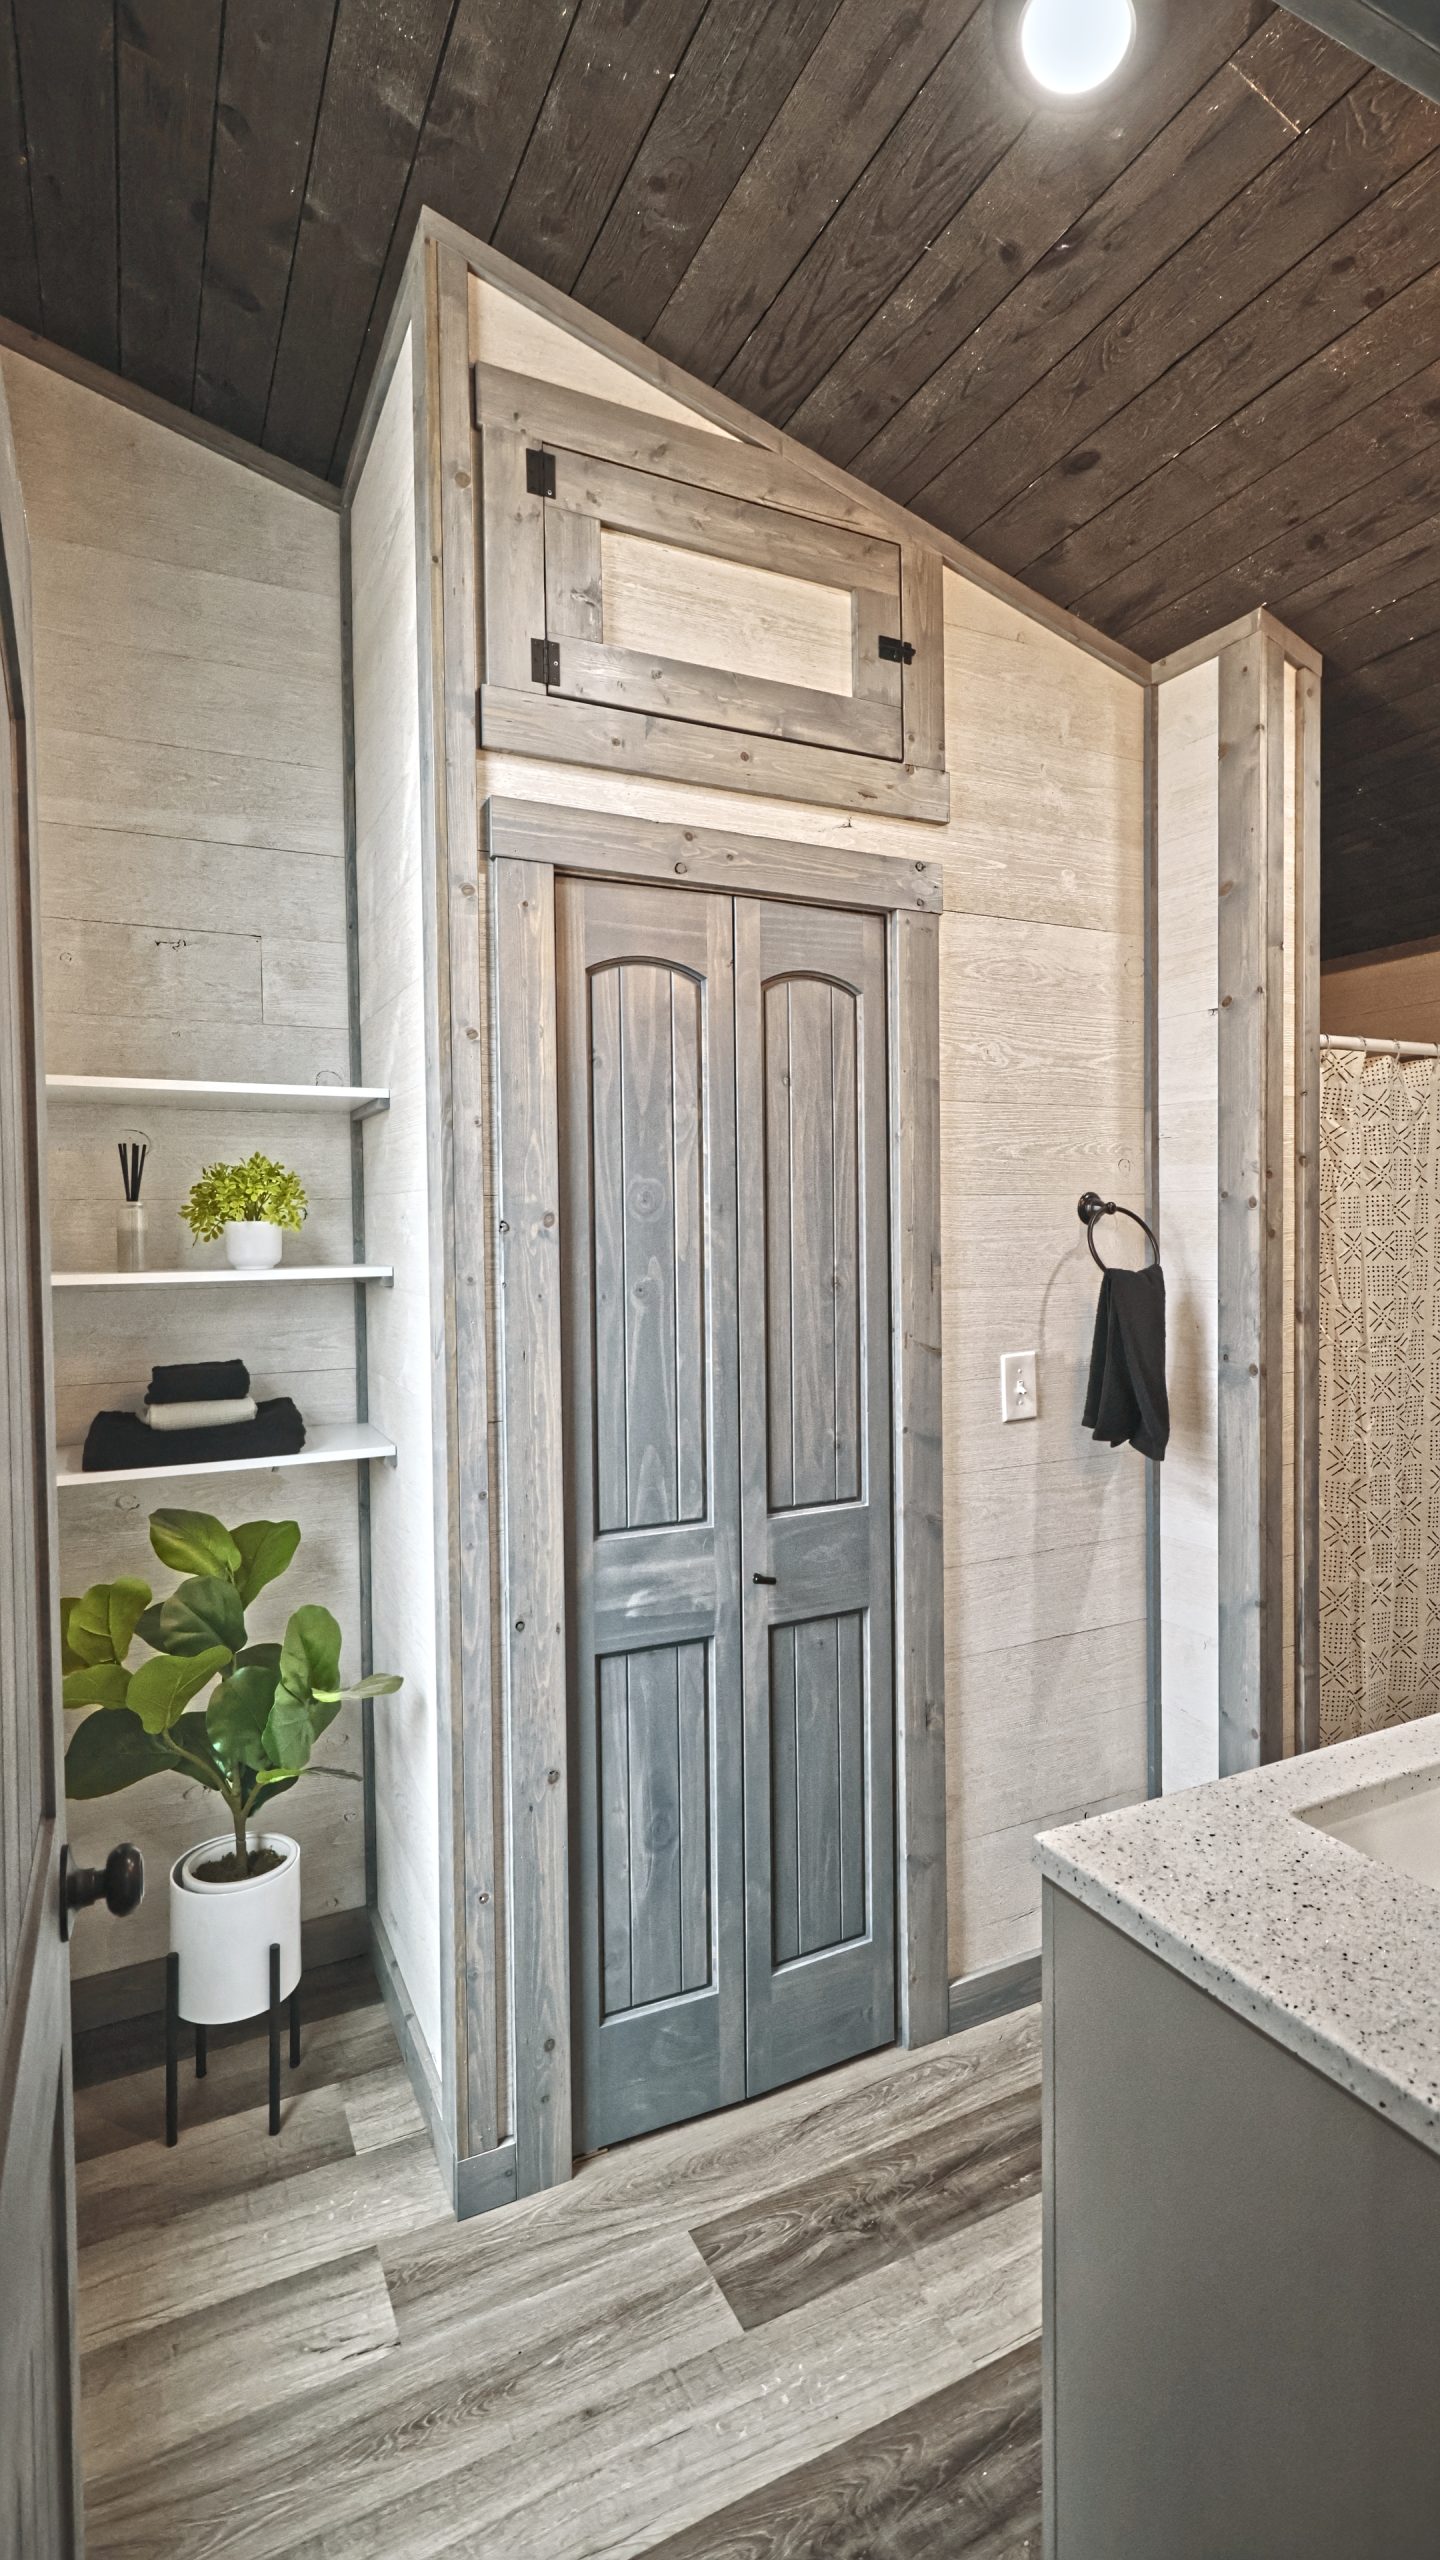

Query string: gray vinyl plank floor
76 1965 1042 2559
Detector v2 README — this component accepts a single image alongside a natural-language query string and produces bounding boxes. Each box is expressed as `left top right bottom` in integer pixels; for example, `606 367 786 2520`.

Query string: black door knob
752 1572 777 1586
60 1843 144 1941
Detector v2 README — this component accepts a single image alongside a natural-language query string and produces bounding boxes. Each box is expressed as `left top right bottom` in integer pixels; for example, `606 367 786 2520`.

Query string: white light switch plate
1000 1350 1038 1423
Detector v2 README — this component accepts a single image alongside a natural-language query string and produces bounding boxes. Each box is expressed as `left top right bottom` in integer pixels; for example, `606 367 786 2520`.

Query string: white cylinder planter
169 1832 301 2024
224 1218 284 1269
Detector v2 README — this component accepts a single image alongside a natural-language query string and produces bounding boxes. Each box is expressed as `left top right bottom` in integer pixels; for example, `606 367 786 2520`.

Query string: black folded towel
147 1359 251 1406
1083 1263 1169 1461
83 1398 305 1474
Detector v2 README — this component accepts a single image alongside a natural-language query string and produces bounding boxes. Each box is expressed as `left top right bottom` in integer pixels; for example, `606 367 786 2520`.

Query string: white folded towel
142 1396 258 1432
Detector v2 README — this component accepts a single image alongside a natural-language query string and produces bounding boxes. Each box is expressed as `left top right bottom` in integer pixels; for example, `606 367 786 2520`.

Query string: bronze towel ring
1077 1191 1160 1271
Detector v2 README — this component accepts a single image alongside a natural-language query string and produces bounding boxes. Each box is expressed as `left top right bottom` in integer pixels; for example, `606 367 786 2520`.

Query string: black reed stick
118 1142 147 1202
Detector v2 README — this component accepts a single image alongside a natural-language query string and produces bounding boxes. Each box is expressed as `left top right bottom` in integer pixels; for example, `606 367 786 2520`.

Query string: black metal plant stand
165 1943 301 2145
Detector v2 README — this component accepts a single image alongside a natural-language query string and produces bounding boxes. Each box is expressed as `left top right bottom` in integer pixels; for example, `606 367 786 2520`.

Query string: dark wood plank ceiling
1 0 1438 955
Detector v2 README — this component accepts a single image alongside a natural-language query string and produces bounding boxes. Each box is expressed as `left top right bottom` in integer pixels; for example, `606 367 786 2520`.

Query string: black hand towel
83 1397 305 1473
147 1358 251 1405
1083 1263 1169 1461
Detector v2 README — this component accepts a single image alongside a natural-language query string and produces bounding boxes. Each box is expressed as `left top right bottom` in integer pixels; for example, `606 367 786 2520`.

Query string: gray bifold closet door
558 876 894 2154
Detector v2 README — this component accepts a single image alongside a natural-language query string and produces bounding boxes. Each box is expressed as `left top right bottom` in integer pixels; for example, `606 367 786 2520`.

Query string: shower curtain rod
1320 1033 1440 1060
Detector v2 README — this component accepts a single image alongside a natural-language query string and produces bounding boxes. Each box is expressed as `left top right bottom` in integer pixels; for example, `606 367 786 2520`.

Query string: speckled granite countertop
1037 1717 1440 2158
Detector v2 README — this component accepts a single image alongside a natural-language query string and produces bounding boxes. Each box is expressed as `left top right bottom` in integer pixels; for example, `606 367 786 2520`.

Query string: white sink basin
1299 1765 1440 1889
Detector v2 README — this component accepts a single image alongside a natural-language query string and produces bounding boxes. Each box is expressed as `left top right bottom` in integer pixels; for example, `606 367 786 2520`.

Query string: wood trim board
477 686 950 820
1216 628 1288 1773
1294 669 1323 1755
429 236 501 2166
488 849 570 2196
480 796 943 911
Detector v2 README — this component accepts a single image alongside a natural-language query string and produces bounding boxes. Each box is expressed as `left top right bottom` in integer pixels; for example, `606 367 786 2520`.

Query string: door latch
752 1572 778 1586
877 634 915 664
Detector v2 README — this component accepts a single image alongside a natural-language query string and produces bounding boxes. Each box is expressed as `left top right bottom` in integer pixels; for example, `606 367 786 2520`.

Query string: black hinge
525 447 556 498
878 633 916 664
531 637 561 687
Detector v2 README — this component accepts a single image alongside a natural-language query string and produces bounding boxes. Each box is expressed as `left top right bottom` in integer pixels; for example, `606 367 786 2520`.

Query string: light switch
1000 1351 1038 1424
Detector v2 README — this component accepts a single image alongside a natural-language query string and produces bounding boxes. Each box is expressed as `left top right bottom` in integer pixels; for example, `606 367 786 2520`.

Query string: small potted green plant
181 1151 308 1270
63 1507 400 2025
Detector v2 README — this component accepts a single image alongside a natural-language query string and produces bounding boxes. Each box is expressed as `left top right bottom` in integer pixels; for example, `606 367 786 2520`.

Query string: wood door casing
737 901 895 2096
0 423 80 2554
559 876 895 2152
558 880 744 2153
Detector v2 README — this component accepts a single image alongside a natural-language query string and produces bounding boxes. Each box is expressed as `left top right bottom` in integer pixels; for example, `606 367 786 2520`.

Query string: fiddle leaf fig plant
62 1507 401 1877
181 1153 307 1243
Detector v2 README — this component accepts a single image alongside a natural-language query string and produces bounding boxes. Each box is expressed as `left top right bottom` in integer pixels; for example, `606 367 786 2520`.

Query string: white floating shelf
52 1264 392 1289
45 1074 389 1118
55 1421 397 1490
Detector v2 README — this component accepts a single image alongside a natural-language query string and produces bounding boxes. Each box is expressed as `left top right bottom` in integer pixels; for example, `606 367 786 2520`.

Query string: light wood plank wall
0 353 365 1983
350 331 443 2074
464 280 1150 1986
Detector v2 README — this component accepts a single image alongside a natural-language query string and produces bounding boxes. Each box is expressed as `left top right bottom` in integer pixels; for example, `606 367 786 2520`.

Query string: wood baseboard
948 1953 1041 2036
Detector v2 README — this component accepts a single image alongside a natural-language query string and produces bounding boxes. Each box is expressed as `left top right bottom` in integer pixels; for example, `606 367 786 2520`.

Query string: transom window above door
473 365 948 822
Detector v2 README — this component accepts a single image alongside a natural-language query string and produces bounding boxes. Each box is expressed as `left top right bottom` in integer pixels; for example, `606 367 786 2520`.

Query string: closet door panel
737 898 895 2097
559 876 743 2151
764 973 863 1509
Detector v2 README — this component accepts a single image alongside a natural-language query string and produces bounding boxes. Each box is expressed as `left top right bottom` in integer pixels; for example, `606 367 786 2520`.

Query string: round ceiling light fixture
1007 0 1137 98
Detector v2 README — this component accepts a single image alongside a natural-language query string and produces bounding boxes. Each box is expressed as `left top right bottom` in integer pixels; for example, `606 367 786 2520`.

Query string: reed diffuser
117 1140 149 1271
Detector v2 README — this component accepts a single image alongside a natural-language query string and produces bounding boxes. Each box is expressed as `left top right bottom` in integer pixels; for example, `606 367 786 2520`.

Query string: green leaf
168 1711 225 1790
134 1601 167 1652
312 1672 404 1702
259 1685 318 1776
127 1645 230 1735
148 1509 242 1582
65 1708 168 1799
250 1763 306 1785
207 1665 278 1776
60 1596 84 1675
68 1579 151 1667
247 1770 297 1813
278 1605 342 1705
62 1662 132 1711
235 1642 282 1671
231 1520 300 1609
158 1575 246 1660
109 1578 151 1661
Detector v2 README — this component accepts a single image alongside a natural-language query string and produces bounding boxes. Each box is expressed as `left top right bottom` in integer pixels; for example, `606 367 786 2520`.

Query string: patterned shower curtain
1321 1047 1440 1742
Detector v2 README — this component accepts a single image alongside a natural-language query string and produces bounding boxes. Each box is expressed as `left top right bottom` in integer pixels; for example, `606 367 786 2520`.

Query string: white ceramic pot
224 1218 283 1270
169 1832 301 2025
